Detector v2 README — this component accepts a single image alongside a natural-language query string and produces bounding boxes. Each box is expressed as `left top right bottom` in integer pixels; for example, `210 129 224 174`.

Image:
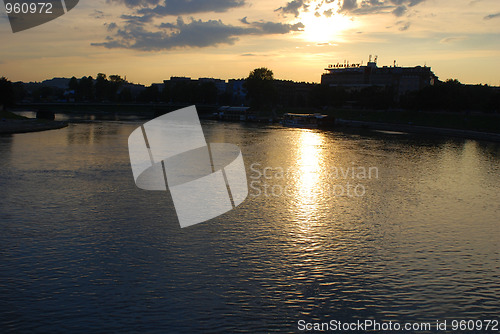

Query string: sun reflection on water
292 130 326 223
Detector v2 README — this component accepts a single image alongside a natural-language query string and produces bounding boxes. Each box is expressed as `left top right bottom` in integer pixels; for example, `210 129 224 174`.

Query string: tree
244 67 276 109
0 77 14 107
68 76 78 91
109 75 125 84
108 75 125 101
118 87 133 102
79 76 94 101
95 73 108 101
12 82 26 103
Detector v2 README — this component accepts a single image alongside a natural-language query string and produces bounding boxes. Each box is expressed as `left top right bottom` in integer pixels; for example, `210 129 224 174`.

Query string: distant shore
5 103 500 142
335 119 500 142
0 119 68 135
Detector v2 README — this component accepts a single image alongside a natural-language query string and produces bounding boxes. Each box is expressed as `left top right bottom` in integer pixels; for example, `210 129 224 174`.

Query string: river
1 117 499 332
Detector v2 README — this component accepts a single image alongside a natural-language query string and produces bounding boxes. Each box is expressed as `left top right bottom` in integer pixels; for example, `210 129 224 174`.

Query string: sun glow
295 130 324 210
298 1 355 43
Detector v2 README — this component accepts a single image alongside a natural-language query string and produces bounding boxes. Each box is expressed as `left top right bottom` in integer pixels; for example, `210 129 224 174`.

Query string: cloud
341 0 358 11
484 12 500 20
275 0 308 17
121 13 156 24
249 20 304 34
92 17 304 51
109 0 245 15
273 0 426 23
398 21 410 30
91 10 108 19
274 0 422 19
137 0 245 17
392 5 406 17
408 0 424 6
440 36 466 44
350 5 394 15
240 16 304 33
106 22 118 31
340 0 425 16
109 0 160 8
103 0 247 32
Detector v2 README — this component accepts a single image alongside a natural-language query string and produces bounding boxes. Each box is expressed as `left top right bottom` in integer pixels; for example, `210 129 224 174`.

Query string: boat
281 113 331 129
217 106 254 122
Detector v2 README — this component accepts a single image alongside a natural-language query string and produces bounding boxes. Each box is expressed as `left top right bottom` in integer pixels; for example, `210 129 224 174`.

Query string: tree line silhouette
1 71 499 113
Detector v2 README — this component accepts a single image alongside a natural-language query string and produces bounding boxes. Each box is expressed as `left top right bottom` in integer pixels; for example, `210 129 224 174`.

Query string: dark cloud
341 0 425 16
408 0 424 6
253 20 304 34
109 0 245 15
137 0 245 17
341 0 358 11
272 0 426 21
92 17 303 51
240 16 304 33
110 0 245 25
110 0 160 8
350 5 393 15
275 0 419 18
275 0 308 17
106 22 118 31
120 13 156 24
392 5 406 16
484 12 500 20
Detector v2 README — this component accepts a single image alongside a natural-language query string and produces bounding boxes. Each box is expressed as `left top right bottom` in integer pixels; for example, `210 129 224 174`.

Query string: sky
1 0 500 85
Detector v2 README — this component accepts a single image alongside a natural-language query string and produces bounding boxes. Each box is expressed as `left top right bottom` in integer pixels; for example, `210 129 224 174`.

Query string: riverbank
276 107 500 142
324 108 500 134
336 119 500 142
0 112 68 134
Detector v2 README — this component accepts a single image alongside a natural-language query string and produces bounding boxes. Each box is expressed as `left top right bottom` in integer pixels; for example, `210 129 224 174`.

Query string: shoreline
335 119 500 142
0 119 68 135
3 108 499 142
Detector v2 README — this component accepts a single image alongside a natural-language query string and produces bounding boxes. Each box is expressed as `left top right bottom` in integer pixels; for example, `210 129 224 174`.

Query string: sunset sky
1 0 500 85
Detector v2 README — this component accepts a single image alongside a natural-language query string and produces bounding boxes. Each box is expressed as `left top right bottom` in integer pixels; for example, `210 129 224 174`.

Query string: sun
298 1 354 43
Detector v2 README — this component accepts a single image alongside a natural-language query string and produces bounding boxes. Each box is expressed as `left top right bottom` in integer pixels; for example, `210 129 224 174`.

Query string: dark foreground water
1 119 499 333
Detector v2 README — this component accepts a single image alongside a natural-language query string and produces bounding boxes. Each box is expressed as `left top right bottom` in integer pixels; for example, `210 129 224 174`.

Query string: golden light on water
293 130 325 221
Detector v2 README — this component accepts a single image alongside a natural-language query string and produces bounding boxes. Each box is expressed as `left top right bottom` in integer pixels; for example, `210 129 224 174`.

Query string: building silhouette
321 56 438 96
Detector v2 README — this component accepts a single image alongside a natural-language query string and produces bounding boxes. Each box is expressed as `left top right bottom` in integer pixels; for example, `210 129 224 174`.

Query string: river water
0 118 499 332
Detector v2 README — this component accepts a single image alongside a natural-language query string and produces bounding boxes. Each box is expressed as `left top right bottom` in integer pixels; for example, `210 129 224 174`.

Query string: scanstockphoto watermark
297 319 500 332
249 162 379 198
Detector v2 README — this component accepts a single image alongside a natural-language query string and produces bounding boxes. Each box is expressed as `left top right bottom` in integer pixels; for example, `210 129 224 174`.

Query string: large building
321 56 438 96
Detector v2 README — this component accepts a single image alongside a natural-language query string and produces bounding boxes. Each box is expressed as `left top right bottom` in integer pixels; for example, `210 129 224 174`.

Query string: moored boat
282 113 332 129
